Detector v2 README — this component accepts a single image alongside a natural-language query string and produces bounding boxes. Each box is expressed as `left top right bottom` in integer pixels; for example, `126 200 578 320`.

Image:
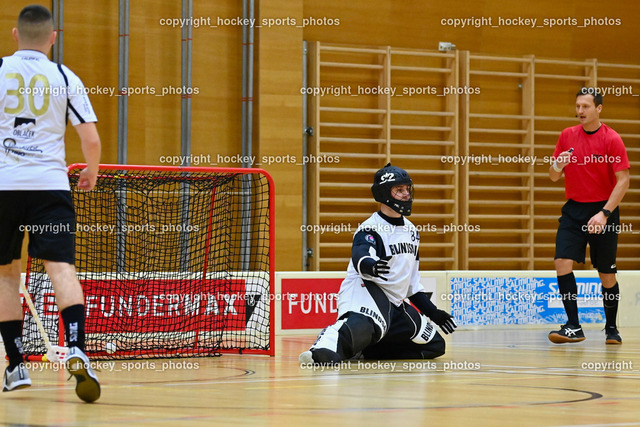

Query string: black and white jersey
340 211 423 307
0 50 97 190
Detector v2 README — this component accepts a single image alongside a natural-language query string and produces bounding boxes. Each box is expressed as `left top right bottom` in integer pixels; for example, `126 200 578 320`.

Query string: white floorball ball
105 342 117 354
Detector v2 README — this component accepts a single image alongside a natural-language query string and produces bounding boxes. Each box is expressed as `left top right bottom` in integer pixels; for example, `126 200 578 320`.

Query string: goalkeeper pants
310 301 445 360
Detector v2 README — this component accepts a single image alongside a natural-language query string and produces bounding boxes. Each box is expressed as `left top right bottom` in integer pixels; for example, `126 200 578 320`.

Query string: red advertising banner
280 278 342 330
79 279 249 333
279 275 439 331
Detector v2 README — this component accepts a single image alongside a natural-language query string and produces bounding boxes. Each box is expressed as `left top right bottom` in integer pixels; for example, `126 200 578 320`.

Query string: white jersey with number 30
0 50 97 190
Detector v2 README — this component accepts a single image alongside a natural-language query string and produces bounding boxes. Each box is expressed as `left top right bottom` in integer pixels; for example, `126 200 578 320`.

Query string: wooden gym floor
2 327 640 426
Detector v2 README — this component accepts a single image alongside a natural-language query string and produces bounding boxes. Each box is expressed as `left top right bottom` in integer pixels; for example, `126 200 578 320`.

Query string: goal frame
23 163 276 358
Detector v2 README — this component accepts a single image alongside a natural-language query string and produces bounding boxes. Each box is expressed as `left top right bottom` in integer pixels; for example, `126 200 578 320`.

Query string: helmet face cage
371 164 414 216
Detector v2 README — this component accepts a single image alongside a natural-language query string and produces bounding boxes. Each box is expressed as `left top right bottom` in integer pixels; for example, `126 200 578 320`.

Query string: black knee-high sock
602 283 620 328
0 320 25 370
558 272 580 326
60 304 85 350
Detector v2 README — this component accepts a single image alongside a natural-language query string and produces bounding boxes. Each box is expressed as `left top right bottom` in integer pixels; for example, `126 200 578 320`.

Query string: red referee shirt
553 123 630 203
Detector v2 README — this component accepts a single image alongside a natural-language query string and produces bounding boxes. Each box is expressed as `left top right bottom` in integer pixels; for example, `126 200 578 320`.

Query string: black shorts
555 199 619 274
0 190 76 265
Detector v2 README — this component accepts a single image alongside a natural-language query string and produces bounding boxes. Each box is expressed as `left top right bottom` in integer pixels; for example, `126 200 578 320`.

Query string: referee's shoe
548 323 585 343
64 347 101 403
605 326 622 345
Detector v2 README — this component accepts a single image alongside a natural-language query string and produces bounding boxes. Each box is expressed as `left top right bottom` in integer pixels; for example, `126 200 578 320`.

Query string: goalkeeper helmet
371 163 414 216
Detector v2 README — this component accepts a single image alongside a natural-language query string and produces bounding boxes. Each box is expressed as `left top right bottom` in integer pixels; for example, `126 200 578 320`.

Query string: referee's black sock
0 320 26 370
61 304 86 351
602 283 620 329
558 272 580 327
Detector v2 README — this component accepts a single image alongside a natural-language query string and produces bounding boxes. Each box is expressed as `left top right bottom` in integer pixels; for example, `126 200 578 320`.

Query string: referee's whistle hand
556 150 573 167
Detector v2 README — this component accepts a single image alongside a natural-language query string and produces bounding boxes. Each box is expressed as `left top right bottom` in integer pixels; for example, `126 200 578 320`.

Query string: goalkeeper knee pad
310 314 378 359
310 319 346 355
343 313 377 356
411 314 437 344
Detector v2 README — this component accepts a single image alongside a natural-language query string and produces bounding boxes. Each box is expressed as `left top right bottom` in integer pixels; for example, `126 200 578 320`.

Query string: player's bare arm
586 168 630 234
75 122 101 191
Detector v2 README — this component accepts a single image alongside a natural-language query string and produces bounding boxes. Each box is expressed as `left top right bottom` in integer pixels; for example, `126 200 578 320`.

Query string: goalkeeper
300 164 456 364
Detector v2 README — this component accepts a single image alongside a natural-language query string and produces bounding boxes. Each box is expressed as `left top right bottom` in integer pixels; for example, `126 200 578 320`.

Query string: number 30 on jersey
4 73 50 116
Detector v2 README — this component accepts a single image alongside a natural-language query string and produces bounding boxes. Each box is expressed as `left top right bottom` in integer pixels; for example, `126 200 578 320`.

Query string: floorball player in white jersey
0 5 101 402
300 164 457 364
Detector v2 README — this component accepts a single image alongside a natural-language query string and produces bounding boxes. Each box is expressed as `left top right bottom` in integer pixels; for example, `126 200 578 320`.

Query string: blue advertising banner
449 276 606 325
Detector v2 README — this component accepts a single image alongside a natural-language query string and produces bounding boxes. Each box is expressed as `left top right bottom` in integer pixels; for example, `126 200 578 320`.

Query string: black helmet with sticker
371 163 414 216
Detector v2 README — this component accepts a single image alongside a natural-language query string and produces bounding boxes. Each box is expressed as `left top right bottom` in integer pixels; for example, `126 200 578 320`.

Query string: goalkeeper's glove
360 256 391 281
428 310 458 334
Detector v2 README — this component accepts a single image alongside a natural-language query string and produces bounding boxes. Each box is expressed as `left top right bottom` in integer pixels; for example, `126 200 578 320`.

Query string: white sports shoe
64 347 101 403
2 363 31 392
299 350 314 364
298 348 341 365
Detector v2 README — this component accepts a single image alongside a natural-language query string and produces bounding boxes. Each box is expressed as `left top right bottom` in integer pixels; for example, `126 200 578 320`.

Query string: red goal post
22 163 275 359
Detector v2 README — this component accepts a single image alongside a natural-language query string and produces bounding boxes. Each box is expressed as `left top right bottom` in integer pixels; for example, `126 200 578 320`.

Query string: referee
548 88 630 345
0 5 101 401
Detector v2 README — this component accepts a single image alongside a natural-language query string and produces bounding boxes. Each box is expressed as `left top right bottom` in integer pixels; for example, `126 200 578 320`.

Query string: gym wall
1 0 638 270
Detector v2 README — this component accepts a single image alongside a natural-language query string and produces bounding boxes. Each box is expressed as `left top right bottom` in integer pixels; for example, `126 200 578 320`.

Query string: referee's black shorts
555 199 619 274
0 190 76 265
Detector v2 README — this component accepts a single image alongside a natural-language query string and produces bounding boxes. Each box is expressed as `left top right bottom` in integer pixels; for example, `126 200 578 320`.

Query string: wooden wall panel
60 1 119 164
302 1 640 65
310 46 640 271
256 0 304 271
1 1 243 166
191 2 243 164
3 0 639 271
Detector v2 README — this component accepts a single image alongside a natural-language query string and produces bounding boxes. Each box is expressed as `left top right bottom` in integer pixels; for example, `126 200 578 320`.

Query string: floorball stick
20 281 68 363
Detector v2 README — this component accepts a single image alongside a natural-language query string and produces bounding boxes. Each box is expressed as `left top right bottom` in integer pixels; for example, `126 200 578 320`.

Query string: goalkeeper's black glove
360 256 391 281
428 310 458 334
371 258 390 281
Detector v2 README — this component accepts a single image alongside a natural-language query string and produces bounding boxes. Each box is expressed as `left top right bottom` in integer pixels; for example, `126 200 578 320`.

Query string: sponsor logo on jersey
13 117 36 139
388 242 418 256
359 306 387 330
14 117 36 127
3 138 42 157
420 322 435 342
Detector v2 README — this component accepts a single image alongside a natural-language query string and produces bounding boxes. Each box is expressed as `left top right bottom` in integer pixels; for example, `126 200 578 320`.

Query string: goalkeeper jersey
341 211 424 307
0 50 97 190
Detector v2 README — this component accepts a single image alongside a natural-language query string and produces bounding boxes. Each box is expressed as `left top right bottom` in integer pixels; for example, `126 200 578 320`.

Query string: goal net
21 164 274 359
